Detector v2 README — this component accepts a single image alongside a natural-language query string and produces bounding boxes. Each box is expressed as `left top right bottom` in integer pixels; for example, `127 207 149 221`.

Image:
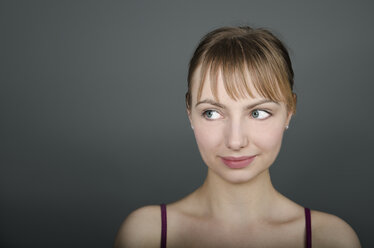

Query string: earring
285 125 289 130
191 125 194 130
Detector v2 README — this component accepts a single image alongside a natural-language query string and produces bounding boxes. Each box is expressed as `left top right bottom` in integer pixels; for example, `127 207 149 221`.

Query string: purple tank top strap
160 204 311 248
305 207 312 248
160 204 167 248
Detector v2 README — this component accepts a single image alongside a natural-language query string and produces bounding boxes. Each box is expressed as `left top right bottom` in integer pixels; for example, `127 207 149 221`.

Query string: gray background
1 0 373 247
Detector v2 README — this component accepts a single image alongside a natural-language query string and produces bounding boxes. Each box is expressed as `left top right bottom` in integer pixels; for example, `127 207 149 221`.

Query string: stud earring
285 125 289 130
191 125 194 130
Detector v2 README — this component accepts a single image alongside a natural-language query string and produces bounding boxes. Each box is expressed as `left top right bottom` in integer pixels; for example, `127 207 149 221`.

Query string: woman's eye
251 109 270 119
203 110 222 120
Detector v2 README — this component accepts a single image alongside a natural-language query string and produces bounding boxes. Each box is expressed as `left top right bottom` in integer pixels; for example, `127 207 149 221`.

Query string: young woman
115 26 361 248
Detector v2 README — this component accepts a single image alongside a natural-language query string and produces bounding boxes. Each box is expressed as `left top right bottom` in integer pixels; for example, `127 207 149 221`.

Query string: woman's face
188 69 292 184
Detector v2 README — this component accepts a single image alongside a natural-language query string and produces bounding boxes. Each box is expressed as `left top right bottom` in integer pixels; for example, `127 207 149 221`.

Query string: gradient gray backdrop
1 1 373 247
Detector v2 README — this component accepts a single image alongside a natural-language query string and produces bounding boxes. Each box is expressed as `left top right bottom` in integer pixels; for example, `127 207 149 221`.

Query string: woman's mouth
220 156 256 169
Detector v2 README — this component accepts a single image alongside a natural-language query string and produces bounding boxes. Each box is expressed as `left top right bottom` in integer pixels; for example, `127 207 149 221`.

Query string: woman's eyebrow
245 99 280 110
195 99 279 109
195 99 225 108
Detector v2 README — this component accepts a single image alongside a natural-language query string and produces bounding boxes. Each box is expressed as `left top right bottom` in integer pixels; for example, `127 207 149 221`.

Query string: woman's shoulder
310 209 361 248
114 205 162 248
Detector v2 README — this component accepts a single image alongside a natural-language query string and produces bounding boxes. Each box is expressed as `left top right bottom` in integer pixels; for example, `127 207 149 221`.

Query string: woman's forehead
192 66 264 103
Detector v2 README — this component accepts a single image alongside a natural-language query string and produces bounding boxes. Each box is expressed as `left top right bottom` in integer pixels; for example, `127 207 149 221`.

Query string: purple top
305 207 312 248
160 204 167 248
160 204 312 248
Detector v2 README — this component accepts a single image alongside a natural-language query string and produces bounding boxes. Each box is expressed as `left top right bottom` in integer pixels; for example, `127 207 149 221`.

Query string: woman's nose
225 119 249 151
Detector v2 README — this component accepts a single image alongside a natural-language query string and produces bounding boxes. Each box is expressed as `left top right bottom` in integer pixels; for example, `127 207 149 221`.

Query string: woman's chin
210 169 265 185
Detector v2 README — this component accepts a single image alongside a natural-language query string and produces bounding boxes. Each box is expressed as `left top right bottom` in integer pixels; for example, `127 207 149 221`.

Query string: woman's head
186 26 296 114
186 26 296 184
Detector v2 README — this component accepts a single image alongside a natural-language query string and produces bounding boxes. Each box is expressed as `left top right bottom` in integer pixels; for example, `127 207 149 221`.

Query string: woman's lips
220 156 256 169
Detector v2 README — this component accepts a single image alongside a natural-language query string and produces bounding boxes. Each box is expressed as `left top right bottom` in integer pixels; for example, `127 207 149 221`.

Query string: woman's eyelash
251 109 272 119
200 109 272 120
201 109 220 119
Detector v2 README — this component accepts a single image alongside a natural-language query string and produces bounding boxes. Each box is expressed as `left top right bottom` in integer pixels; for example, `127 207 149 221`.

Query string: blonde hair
186 26 296 113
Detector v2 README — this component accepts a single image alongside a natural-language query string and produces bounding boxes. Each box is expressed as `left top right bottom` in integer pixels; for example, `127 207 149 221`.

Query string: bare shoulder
114 205 162 248
311 210 361 248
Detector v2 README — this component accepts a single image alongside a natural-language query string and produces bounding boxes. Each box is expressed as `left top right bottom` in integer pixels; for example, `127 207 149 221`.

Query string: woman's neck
194 169 282 224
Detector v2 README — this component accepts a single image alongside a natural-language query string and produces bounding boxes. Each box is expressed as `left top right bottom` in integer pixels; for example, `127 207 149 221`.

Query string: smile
220 155 256 169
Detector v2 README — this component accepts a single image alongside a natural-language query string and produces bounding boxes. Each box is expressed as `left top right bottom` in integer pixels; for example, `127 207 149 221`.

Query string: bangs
196 36 293 110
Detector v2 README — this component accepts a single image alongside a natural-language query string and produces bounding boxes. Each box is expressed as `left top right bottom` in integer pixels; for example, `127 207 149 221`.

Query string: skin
114 67 361 248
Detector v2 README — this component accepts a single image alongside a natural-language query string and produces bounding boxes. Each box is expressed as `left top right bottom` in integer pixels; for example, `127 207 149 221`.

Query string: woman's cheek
253 124 285 152
194 124 222 151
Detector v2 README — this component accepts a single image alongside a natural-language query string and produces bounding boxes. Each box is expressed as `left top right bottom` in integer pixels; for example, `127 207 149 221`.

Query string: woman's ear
286 93 297 129
186 108 191 120
292 93 297 110
186 108 193 129
286 112 293 130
